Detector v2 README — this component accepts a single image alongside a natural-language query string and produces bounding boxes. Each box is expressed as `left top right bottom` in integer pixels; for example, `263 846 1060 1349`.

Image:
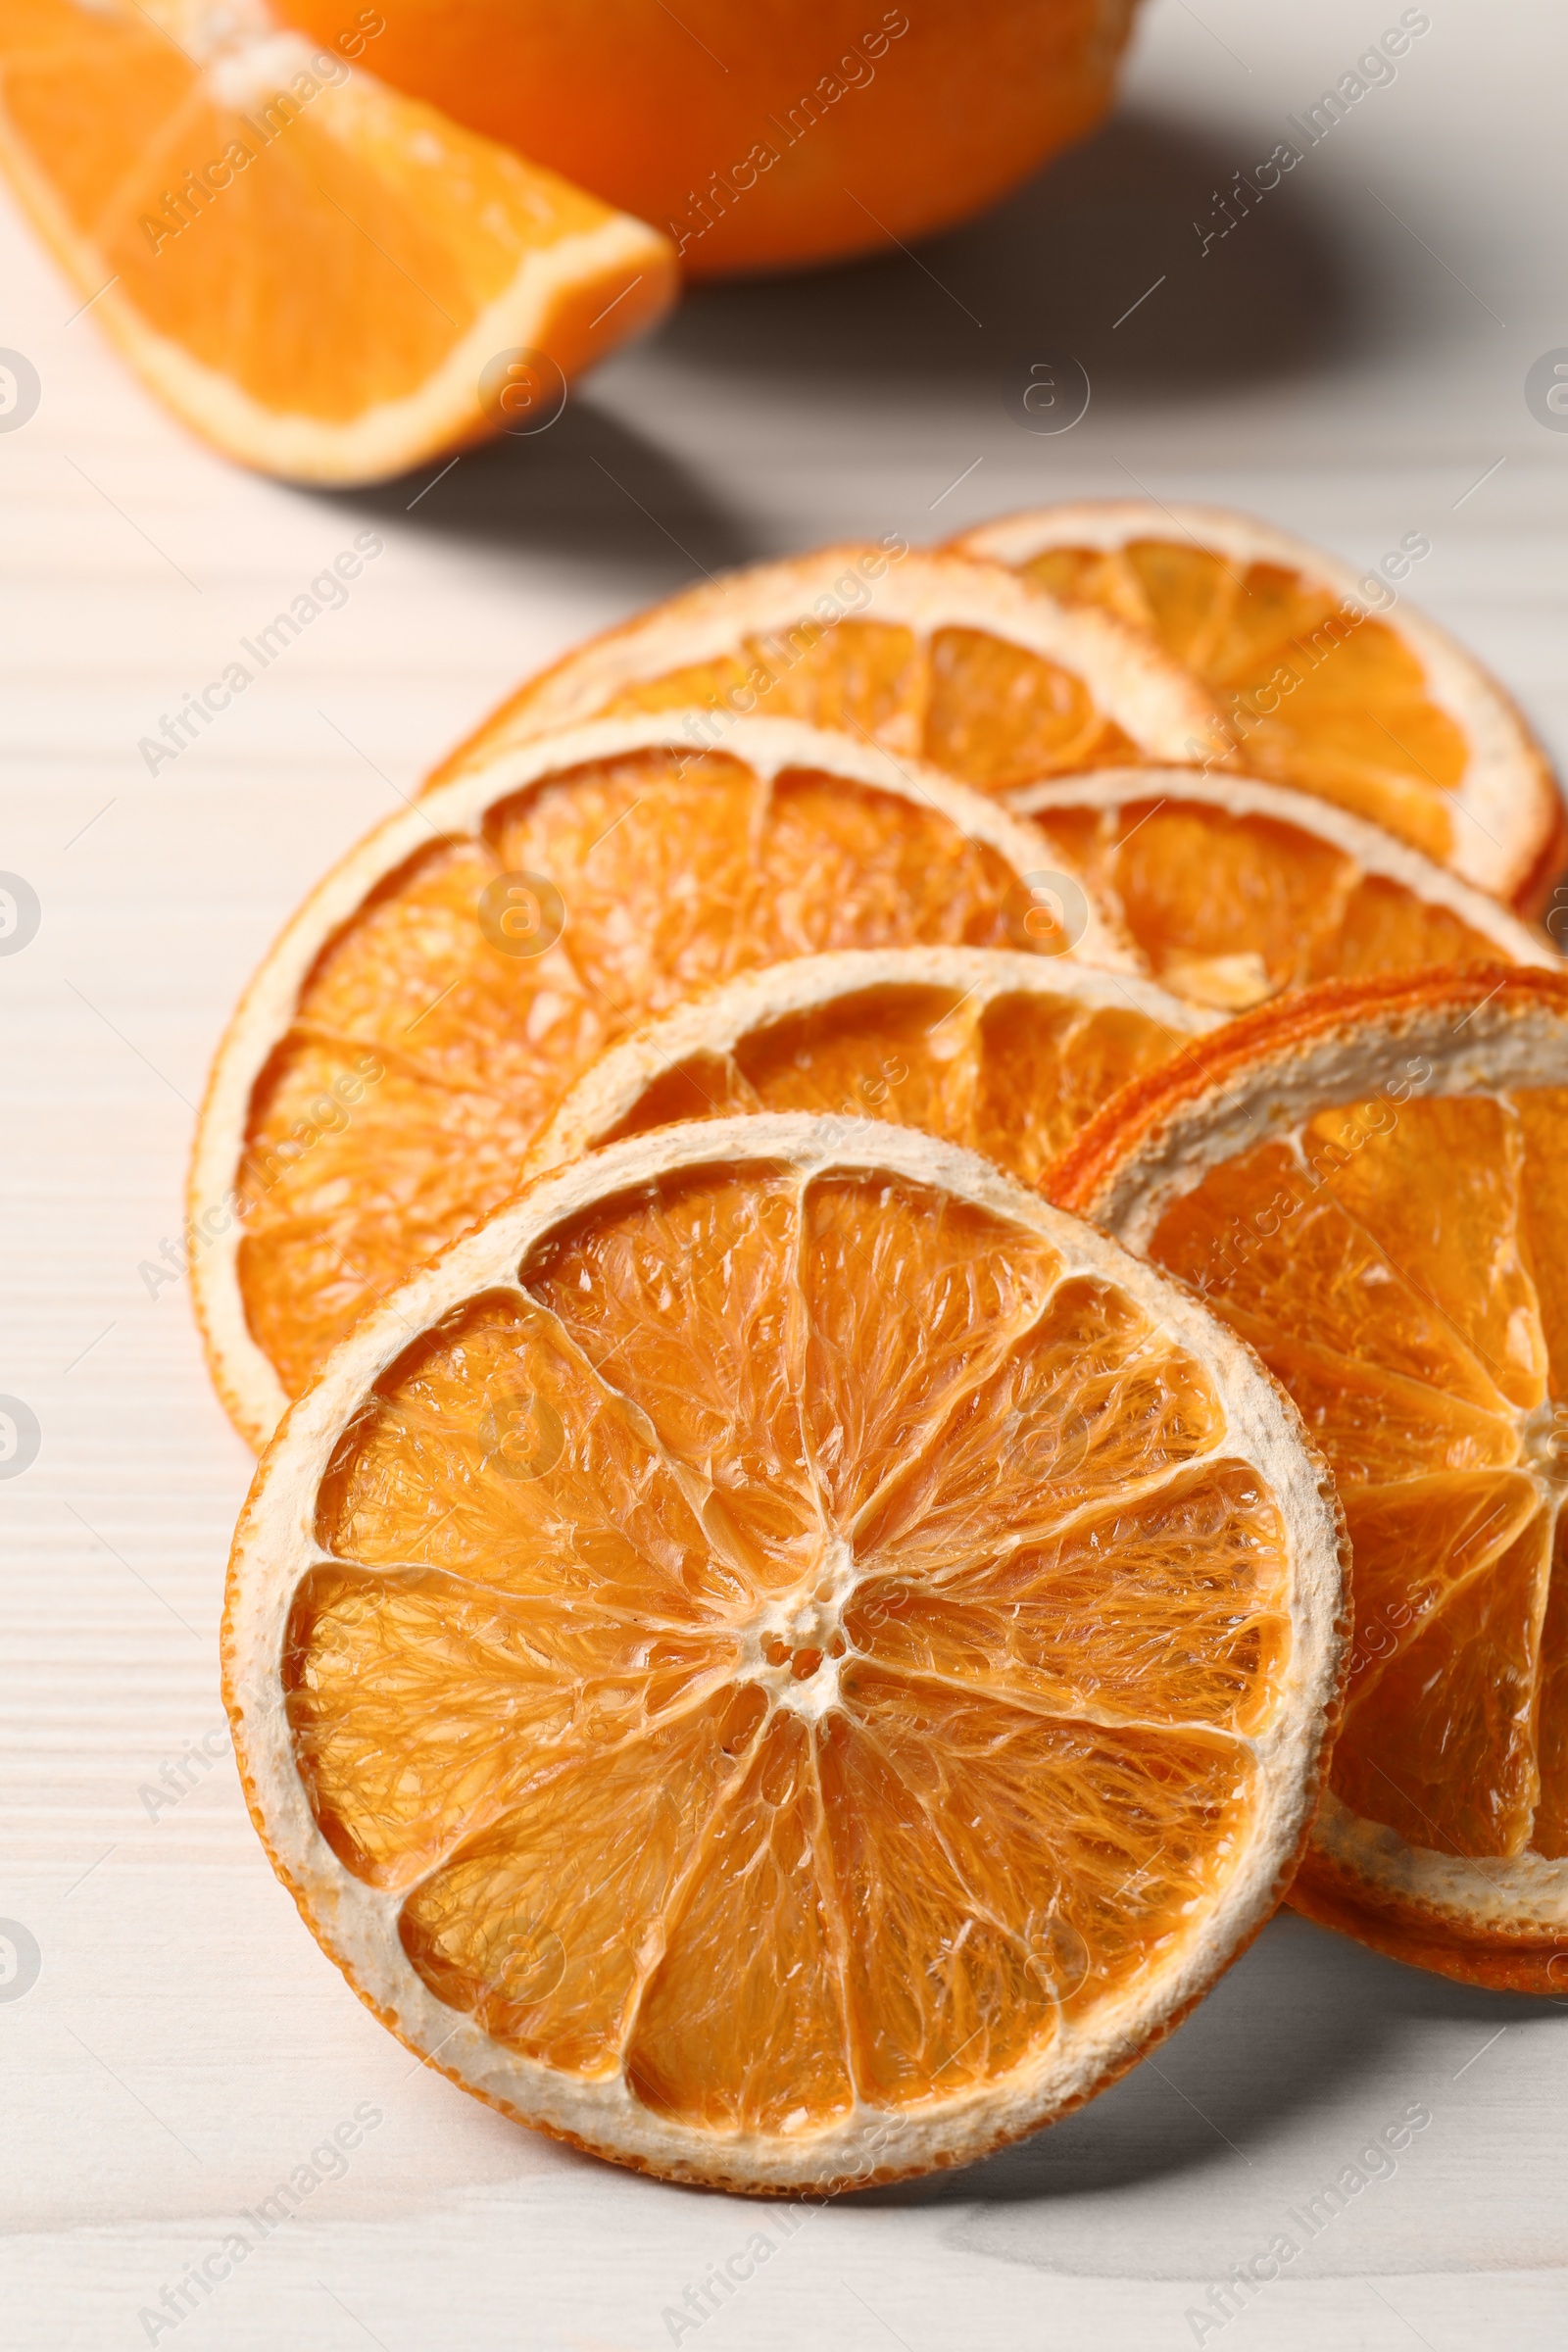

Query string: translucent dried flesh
1150 1089 1568 1860
602 980 1189 1191
1027 797 1510 1012
1018 544 1469 863
0 0 642 419
235 753 1031 1401
517 617 1142 796
288 1168 1286 2132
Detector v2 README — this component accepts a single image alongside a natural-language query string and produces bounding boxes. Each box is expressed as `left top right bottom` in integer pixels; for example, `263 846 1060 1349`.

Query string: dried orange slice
427 545 1224 796
190 712 1090 1448
954 502 1564 910
1052 967 1568 1990
527 946 1217 1189
1011 767 1552 1012
223 1111 1348 2190
0 0 675 483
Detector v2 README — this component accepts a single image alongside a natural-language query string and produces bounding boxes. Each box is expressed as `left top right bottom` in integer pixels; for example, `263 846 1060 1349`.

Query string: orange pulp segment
527 949 1216 1191
1022 538 1467 859
1013 771 1549 1011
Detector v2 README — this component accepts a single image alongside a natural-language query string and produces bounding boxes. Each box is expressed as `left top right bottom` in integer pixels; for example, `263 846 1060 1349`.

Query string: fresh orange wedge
1011 767 1551 1012
0 0 675 482
427 545 1224 796
527 946 1217 1190
954 503 1565 910
1053 967 1568 1990
190 712 1085 1448
223 1111 1348 2190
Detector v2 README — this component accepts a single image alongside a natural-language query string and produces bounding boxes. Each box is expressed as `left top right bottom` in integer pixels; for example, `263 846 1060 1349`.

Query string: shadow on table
664 103 1367 415
320 394 758 588
855 1910 1558 2207
316 104 1364 581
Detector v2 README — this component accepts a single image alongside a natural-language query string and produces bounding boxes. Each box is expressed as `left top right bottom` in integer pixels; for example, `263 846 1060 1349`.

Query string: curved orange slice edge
526 946 1218 1191
1010 766 1551 1012
955 501 1565 912
1052 966 1568 1989
426 545 1226 799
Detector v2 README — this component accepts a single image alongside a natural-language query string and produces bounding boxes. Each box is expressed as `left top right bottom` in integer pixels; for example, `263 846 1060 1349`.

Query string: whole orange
277 0 1142 277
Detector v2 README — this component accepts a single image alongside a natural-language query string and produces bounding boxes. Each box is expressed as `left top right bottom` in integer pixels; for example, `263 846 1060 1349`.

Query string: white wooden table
3 3 1566 2344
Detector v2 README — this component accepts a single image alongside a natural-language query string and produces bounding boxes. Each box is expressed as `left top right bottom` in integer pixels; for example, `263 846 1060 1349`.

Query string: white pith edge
189 710 1112 1450
524 944 1222 1180
0 48 674 485
224 1110 1348 2190
956 500 1563 903
1010 767 1556 968
1071 986 1568 1940
441 548 1226 775
93 214 672 484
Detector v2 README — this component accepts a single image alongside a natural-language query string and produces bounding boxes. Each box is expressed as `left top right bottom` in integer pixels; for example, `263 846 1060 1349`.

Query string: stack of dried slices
197 501 1568 2195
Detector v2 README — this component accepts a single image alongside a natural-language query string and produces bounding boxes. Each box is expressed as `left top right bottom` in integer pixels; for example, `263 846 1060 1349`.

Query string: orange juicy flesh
1019 544 1468 862
599 980 1189 1190
1028 799 1512 1013
0 0 636 418
1149 1088 1568 1859
288 1167 1284 2128
511 618 1142 799
235 752 1037 1402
